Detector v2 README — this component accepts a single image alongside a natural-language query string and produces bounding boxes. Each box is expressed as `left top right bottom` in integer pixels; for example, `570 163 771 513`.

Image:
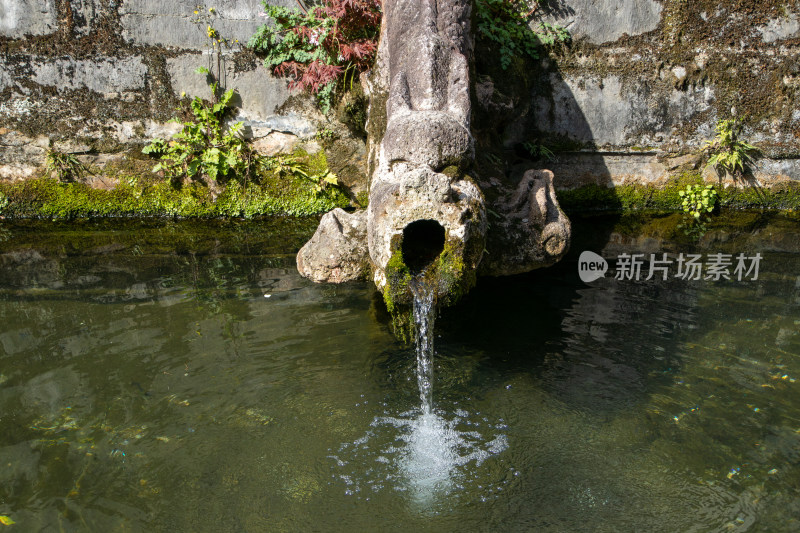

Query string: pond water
1 213 799 532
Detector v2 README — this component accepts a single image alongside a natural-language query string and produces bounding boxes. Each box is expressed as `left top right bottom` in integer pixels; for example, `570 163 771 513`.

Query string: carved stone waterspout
296 0 571 309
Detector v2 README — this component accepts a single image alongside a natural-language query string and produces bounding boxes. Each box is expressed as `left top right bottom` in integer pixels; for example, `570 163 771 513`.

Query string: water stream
411 275 436 415
331 274 509 503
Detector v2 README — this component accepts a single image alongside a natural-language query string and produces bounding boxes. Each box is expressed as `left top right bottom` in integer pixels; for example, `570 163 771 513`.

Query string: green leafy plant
45 149 86 182
475 0 570 69
143 7 259 184
678 183 718 219
704 118 760 178
249 0 381 113
143 83 260 184
0 192 8 214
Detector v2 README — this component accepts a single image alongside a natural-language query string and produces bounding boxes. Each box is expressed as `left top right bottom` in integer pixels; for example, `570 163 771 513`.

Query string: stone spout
295 0 571 311
365 0 486 307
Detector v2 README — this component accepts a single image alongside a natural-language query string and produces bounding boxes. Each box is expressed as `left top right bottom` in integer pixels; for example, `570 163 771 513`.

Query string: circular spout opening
402 219 446 274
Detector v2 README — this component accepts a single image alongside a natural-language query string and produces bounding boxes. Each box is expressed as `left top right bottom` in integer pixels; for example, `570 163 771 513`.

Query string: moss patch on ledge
0 174 349 220
558 173 800 214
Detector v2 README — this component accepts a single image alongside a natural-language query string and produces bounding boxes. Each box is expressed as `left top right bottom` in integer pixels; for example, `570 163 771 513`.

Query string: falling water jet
410 274 436 415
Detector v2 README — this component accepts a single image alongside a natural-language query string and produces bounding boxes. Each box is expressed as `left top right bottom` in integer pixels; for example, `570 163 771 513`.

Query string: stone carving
366 0 485 305
480 170 571 276
297 0 571 307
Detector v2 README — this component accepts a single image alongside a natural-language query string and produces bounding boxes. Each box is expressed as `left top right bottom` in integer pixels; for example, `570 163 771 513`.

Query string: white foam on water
330 407 509 505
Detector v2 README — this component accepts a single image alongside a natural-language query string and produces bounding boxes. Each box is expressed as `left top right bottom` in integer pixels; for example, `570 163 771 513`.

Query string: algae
0 173 348 220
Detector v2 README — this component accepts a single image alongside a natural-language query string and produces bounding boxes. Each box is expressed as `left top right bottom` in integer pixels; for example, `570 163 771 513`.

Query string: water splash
330 408 510 505
330 273 510 504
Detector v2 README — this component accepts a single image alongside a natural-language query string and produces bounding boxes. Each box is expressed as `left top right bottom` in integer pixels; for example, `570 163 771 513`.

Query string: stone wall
539 0 800 187
1 0 799 194
0 0 320 181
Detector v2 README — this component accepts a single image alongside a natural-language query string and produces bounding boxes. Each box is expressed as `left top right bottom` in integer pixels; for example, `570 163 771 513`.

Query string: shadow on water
436 214 692 417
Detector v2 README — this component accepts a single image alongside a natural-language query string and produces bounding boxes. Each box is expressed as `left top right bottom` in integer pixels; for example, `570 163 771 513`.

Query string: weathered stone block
166 54 290 121
33 56 147 93
540 0 662 44
533 74 714 148
0 0 57 38
120 0 292 49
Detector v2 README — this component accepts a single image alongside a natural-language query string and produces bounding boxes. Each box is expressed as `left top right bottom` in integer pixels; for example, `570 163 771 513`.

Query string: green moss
300 148 330 177
0 173 348 220
718 180 800 210
354 190 369 208
558 172 701 213
382 248 413 343
440 165 462 179
383 248 411 314
433 241 475 308
0 145 351 219
558 170 800 214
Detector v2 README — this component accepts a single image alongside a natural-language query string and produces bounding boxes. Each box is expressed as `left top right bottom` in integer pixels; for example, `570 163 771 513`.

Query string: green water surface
0 213 799 532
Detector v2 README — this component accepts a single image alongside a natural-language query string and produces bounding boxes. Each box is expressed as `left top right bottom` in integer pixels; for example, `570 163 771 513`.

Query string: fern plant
45 149 86 182
704 119 760 178
523 141 556 161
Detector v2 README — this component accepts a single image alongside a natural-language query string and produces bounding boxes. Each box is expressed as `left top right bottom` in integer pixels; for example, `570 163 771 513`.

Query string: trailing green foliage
0 192 8 215
45 149 86 182
704 119 760 178
475 0 570 69
249 0 381 113
679 183 718 219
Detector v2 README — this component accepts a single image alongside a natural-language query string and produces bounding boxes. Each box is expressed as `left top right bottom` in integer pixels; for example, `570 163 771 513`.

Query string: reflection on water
0 213 799 531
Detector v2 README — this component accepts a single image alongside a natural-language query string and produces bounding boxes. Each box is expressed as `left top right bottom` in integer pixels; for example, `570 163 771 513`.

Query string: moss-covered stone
0 143 352 219
433 240 475 308
0 172 349 220
383 247 412 314
558 172 800 214
381 248 414 343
